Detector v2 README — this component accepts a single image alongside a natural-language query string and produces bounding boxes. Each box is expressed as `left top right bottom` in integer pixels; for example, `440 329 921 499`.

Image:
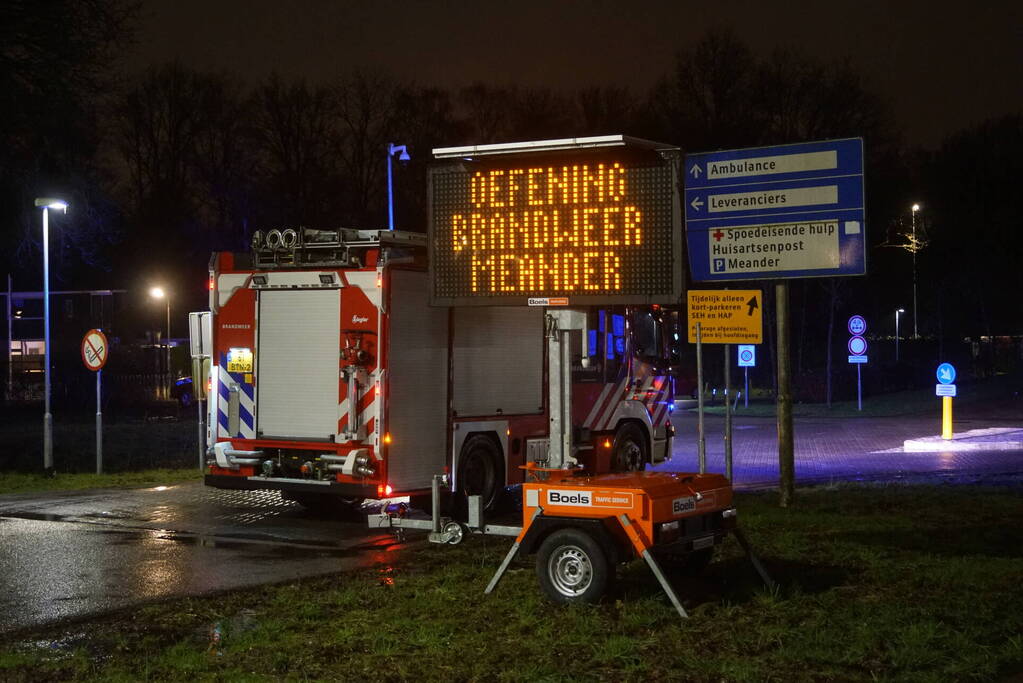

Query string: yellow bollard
942 396 953 440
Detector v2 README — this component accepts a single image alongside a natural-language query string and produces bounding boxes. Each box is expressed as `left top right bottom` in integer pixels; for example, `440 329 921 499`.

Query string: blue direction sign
685 138 865 281
936 363 956 385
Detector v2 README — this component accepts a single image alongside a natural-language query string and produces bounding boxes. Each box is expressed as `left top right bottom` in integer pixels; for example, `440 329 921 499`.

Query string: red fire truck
200 135 683 511
199 228 676 509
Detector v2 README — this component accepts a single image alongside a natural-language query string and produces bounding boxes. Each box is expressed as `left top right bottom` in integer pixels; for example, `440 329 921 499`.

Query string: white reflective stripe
597 377 629 431
583 382 615 429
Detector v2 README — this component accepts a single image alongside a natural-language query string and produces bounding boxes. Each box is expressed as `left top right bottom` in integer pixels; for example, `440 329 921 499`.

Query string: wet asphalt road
0 485 401 634
1 403 1020 635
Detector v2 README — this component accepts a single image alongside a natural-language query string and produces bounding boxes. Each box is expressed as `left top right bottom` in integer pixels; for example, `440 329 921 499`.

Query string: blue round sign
936 363 956 385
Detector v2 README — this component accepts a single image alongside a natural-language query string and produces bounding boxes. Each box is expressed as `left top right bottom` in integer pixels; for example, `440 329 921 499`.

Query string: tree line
2 2 1020 389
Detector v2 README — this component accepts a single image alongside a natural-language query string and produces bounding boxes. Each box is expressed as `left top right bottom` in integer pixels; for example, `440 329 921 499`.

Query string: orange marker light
383 433 392 445
604 439 612 448
208 277 214 290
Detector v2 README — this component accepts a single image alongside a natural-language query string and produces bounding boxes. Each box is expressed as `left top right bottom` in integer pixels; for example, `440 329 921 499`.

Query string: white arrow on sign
690 164 702 178
938 367 953 383
690 196 704 211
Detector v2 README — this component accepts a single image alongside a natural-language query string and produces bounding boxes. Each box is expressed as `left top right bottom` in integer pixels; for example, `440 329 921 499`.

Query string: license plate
692 535 714 551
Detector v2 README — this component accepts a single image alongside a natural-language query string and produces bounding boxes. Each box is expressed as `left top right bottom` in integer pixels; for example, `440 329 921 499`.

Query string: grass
700 371 1020 418
0 468 203 495
1 484 1021 681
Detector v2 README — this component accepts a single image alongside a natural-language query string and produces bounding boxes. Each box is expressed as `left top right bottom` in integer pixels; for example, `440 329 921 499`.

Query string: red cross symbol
712 229 724 242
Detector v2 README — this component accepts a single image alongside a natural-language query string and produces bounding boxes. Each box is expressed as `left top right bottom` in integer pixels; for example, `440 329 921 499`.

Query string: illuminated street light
895 308 905 363
387 143 410 231
911 203 920 338
149 286 171 399
34 197 68 472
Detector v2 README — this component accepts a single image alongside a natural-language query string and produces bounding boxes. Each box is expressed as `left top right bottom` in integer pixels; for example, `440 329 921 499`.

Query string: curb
904 427 1023 452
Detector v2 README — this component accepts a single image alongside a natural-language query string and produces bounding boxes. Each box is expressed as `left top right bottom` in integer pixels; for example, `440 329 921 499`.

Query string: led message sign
429 147 681 306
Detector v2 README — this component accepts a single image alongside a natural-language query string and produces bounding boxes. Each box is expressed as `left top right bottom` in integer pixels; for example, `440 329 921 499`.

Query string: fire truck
198 228 675 510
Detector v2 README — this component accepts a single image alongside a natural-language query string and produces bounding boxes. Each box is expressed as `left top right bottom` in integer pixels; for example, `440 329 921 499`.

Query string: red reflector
377 484 384 496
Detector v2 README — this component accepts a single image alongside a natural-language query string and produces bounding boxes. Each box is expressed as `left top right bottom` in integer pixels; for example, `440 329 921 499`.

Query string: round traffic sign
936 362 956 385
81 329 109 371
740 349 753 362
847 315 867 336
848 335 868 356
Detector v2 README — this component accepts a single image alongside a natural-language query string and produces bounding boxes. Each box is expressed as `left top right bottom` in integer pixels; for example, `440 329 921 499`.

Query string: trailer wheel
457 434 502 512
536 528 611 604
612 422 648 472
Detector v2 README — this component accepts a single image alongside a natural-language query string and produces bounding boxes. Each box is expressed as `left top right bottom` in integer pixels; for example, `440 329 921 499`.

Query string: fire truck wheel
457 435 502 512
536 528 611 604
612 422 648 472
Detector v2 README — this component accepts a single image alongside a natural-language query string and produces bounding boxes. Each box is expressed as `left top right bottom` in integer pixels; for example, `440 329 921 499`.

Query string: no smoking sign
81 329 109 371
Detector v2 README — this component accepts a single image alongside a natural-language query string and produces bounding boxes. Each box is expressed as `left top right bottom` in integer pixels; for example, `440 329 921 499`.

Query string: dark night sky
129 0 1022 148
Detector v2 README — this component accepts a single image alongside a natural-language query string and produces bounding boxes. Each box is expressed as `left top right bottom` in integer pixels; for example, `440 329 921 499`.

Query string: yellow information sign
227 347 253 373
687 290 763 344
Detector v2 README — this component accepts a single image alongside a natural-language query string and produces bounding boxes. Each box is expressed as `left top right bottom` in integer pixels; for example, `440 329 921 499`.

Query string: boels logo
547 489 634 508
548 490 591 506
672 496 696 516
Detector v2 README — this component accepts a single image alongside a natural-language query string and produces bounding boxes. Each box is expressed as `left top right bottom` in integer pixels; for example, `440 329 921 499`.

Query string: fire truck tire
536 528 612 604
456 434 503 513
612 422 648 472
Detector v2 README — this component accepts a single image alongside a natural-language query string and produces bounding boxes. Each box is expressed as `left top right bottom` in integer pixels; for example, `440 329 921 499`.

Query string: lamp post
34 197 68 473
386 143 410 231
149 287 170 399
895 308 905 363
911 203 920 338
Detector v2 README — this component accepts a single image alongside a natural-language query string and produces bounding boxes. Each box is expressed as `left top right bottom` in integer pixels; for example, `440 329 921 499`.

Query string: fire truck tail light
375 383 381 397
376 273 382 288
208 276 214 290
377 484 393 497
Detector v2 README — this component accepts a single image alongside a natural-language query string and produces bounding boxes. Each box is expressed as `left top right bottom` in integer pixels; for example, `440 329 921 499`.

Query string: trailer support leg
617 514 688 619
733 526 775 591
484 508 541 595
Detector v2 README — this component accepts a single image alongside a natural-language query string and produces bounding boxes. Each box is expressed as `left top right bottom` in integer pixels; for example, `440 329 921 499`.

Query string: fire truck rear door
256 288 340 440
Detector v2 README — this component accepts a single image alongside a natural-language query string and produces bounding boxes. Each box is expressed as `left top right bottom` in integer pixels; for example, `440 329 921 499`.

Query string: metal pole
911 209 918 339
696 322 705 474
776 283 794 507
165 297 171 400
895 311 900 362
387 149 394 231
96 369 103 474
744 366 749 408
724 343 732 481
42 207 53 472
198 392 205 470
857 363 862 411
6 274 12 402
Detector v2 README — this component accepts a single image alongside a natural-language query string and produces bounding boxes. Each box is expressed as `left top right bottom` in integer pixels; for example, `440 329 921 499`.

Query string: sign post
687 290 763 481
846 315 868 411
737 344 755 408
81 329 109 474
685 138 865 507
936 363 957 439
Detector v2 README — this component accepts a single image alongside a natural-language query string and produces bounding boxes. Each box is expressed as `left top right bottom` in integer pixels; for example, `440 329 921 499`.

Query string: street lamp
895 308 905 363
149 286 170 399
386 143 410 231
34 197 68 472
911 203 920 338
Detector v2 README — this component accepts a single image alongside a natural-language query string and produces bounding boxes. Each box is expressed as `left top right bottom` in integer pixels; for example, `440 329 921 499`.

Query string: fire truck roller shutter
451 307 543 417
256 288 341 440
385 270 449 491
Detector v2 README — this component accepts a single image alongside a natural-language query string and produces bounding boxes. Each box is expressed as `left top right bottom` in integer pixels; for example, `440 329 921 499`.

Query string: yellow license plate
227 348 253 373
